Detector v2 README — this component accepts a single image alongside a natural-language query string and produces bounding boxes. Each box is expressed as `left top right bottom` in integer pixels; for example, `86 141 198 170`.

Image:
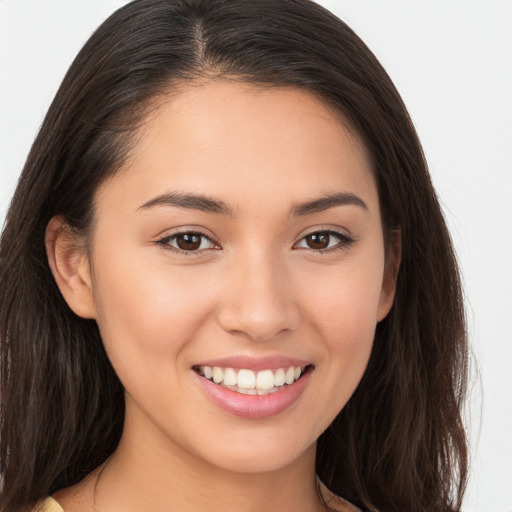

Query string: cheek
318 286 378 380
305 256 384 342
314 293 378 422
299 255 384 394
89 245 216 384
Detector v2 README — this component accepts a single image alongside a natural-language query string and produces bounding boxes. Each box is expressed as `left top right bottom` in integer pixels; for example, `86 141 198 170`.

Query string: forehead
97 80 378 215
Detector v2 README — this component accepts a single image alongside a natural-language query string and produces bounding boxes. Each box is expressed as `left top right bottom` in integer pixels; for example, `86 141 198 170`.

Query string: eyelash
294 229 355 254
156 229 354 255
156 231 220 255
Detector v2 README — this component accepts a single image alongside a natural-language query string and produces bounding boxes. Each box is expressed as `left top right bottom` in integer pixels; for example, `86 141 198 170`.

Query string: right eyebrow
290 192 369 217
137 192 235 217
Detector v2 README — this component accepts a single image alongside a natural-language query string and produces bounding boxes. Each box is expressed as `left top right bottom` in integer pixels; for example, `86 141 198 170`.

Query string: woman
0 0 468 510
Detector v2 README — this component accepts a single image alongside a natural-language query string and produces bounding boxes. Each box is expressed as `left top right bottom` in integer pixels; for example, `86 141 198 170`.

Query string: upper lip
193 355 312 372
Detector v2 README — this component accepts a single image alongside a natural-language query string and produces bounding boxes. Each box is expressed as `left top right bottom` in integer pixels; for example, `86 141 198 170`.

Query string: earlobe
377 228 402 322
45 216 97 319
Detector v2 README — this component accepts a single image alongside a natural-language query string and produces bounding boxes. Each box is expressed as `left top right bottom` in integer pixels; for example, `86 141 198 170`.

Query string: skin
47 80 399 511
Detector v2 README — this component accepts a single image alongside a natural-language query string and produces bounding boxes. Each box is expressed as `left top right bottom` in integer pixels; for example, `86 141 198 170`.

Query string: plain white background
0 1 511 510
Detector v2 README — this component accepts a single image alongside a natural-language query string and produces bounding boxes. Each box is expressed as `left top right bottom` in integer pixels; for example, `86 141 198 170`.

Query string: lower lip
195 369 311 419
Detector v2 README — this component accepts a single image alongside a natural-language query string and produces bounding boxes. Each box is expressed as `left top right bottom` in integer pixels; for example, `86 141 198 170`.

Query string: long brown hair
0 1 468 510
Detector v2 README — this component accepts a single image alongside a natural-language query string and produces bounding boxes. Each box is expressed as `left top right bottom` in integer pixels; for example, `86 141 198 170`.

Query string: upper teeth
199 365 304 393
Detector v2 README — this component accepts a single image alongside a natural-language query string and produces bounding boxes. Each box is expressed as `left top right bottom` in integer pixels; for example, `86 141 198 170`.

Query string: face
66 81 396 474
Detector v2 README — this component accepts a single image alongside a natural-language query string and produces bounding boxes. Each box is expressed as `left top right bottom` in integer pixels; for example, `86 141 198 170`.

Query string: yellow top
32 497 64 512
34 479 361 511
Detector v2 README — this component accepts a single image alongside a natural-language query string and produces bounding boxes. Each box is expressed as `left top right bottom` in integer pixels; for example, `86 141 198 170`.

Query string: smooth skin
46 80 399 511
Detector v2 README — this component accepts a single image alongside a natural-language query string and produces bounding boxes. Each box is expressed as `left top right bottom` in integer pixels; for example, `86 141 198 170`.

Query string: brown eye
175 233 202 250
295 230 353 252
158 231 218 253
305 233 330 250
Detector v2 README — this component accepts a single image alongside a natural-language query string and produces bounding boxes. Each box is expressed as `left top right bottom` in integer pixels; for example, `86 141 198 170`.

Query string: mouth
193 364 313 396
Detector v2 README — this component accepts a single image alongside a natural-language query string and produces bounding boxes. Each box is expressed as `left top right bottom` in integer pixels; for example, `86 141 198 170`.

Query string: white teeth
285 367 295 385
199 364 307 394
274 368 286 386
212 367 223 384
223 367 237 386
256 369 275 390
237 369 256 389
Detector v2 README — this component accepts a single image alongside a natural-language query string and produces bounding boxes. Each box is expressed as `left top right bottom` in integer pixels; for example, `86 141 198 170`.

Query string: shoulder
32 497 64 512
317 478 362 512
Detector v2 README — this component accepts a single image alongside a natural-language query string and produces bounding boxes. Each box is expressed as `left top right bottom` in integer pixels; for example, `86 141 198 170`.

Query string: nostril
216 305 301 342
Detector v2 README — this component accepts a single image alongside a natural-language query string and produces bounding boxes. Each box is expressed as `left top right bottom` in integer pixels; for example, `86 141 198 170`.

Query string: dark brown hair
0 1 468 510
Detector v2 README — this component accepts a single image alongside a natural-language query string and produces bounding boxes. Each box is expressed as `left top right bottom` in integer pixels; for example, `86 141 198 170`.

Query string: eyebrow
138 191 368 217
291 192 368 216
138 192 235 216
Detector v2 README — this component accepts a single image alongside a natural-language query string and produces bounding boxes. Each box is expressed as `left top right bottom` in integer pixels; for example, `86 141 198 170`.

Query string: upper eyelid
297 230 351 241
303 227 345 235
160 232 216 244
156 226 219 243
297 225 353 240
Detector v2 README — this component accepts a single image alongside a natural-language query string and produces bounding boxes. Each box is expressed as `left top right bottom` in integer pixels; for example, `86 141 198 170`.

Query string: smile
193 360 313 418
195 365 307 395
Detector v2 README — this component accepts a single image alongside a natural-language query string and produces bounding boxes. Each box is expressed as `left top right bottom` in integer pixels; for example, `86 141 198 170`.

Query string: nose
216 250 301 342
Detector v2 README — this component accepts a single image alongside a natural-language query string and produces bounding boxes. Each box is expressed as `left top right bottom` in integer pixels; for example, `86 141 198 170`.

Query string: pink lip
194 355 311 372
194 366 312 419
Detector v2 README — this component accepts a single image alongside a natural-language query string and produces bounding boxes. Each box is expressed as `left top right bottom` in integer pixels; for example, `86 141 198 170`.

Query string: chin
195 433 317 475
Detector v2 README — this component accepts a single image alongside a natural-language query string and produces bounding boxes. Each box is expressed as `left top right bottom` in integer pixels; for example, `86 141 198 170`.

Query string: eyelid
155 227 221 255
293 226 355 253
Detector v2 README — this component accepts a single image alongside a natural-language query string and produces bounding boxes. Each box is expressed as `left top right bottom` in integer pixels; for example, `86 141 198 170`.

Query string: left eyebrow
291 192 369 216
137 192 235 217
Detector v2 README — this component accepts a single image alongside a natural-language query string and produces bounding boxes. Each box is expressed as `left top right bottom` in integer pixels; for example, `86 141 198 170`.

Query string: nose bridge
217 245 300 341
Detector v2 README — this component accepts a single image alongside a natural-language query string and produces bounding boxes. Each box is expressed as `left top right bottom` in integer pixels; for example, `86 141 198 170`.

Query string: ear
377 228 401 322
45 216 97 319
